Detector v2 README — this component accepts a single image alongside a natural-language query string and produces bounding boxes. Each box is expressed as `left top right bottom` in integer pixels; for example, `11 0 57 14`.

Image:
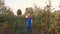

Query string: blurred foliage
17 9 22 16
0 0 60 34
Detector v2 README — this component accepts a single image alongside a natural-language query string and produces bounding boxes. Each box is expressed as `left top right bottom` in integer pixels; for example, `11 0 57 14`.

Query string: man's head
28 13 30 16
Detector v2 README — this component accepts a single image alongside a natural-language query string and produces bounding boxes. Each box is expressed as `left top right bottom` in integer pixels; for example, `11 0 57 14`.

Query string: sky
5 0 60 15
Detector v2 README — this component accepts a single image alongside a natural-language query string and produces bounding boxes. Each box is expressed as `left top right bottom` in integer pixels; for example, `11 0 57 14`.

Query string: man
25 14 31 31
